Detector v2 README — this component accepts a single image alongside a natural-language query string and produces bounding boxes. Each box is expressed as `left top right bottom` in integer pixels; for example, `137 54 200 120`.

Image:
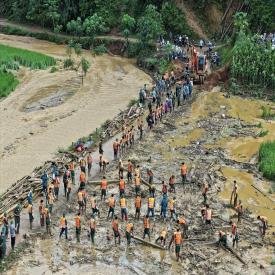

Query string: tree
67 17 84 39
83 13 108 46
121 14 136 46
79 57 90 85
137 4 164 49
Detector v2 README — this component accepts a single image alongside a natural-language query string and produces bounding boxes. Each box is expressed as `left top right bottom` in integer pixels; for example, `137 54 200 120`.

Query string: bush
63 58 74 69
50 66 58 73
259 141 275 180
0 71 19 98
92 44 108 56
261 106 275 119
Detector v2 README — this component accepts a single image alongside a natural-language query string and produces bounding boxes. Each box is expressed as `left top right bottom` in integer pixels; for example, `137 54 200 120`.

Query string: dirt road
0 34 152 193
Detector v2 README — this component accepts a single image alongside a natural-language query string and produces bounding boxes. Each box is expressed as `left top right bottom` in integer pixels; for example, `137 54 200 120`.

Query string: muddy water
0 34 152 192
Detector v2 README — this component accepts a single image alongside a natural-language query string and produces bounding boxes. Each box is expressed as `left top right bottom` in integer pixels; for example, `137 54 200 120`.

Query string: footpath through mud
4 87 275 274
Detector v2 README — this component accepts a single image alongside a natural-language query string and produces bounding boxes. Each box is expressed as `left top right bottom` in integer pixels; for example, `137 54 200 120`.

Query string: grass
0 71 19 98
258 129 269 137
259 141 275 181
0 44 56 70
261 106 275 120
92 44 108 56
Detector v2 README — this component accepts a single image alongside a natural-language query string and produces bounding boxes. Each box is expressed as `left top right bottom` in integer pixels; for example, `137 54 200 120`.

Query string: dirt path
0 17 137 42
175 0 208 40
0 34 152 193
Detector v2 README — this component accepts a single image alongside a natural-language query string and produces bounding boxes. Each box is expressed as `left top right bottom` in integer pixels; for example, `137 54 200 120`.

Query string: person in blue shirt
160 194 168 218
41 171 48 195
27 189 33 205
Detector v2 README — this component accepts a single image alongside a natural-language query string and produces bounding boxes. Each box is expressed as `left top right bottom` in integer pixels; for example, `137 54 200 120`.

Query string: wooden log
222 245 247 265
87 179 119 185
251 184 274 202
141 178 150 188
132 236 166 250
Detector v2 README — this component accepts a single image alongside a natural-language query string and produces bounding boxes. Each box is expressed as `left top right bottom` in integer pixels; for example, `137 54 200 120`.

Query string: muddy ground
2 88 275 275
0 34 152 192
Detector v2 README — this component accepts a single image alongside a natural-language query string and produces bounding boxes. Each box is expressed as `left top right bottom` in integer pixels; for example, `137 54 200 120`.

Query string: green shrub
50 66 58 73
0 44 56 70
92 44 108 56
63 58 74 69
259 141 275 180
258 130 269 137
0 71 19 98
261 106 275 119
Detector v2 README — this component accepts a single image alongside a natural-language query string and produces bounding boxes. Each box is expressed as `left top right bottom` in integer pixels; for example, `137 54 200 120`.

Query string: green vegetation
0 71 19 97
259 141 275 181
92 44 108 56
50 66 58 73
258 129 269 137
261 106 275 120
0 44 56 70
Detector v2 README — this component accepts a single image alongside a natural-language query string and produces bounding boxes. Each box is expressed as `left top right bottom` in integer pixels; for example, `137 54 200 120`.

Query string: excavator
190 46 207 84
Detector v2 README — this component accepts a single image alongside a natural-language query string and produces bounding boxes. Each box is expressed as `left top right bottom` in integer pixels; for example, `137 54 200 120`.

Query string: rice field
259 141 275 181
0 71 19 98
0 44 56 70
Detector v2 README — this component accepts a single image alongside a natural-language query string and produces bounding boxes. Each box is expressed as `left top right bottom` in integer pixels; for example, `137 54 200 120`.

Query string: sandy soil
0 34 152 193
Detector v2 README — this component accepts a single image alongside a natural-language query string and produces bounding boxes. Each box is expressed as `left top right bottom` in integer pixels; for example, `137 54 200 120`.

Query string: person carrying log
169 228 183 261
101 176 108 201
257 216 268 238
13 201 22 234
181 162 187 185
125 222 134 245
39 199 45 227
155 228 167 246
120 195 128 221
89 215 96 244
230 180 238 207
107 194 115 219
75 213 81 242
112 216 121 244
143 215 151 241
87 152 93 176
135 194 142 220
59 213 68 240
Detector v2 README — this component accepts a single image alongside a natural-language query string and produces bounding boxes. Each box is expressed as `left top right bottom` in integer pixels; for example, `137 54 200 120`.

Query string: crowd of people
0 41 269 263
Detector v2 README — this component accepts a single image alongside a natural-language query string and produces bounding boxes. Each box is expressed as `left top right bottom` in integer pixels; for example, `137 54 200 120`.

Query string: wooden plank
132 236 166 250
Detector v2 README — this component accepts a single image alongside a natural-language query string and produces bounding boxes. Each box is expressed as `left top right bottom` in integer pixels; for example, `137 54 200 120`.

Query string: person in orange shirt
169 228 183 261
127 159 133 183
59 213 68 240
53 177 60 200
181 162 187 184
89 215 96 244
107 194 115 219
135 194 142 220
75 213 81 242
101 176 108 201
69 161 75 185
143 215 150 241
169 175 175 193
120 195 128 221
177 217 188 238
125 222 134 245
119 177 125 197
230 221 239 248
77 189 84 215
112 216 121 244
